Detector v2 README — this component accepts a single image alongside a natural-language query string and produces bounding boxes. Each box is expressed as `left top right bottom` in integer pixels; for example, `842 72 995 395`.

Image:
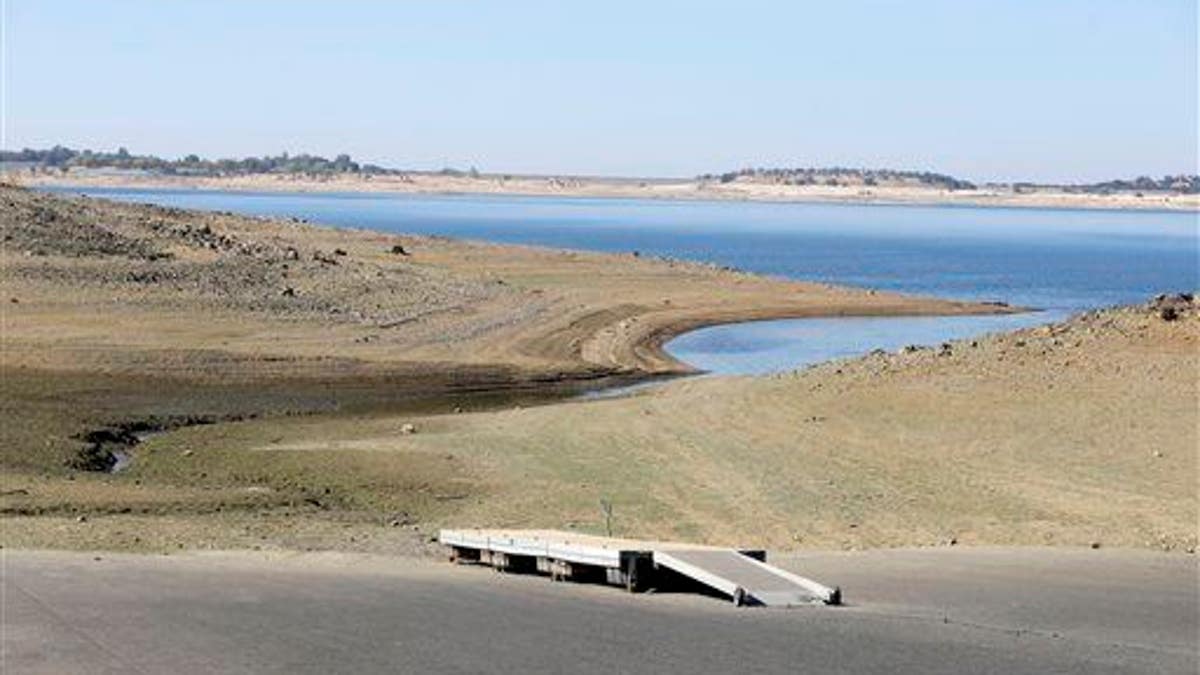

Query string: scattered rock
1149 293 1194 322
76 515 88 523
334 248 347 256
280 287 296 297
399 423 417 435
181 449 195 457
390 244 408 256
1090 541 1101 550
284 247 300 261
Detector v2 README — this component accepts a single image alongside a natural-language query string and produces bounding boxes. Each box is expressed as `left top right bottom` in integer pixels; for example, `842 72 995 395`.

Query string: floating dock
438 529 840 607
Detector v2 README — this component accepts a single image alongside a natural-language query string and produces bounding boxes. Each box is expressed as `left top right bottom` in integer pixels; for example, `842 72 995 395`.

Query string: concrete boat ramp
439 529 840 607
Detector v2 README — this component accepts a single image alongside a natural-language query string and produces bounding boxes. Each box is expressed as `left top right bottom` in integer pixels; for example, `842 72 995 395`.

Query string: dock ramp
439 529 839 607
653 548 839 607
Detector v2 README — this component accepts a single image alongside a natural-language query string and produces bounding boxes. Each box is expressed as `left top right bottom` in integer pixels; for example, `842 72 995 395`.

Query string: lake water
48 187 1198 374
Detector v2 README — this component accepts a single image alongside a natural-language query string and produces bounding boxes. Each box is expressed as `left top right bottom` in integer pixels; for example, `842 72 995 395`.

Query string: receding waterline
664 310 1066 376
45 186 1192 379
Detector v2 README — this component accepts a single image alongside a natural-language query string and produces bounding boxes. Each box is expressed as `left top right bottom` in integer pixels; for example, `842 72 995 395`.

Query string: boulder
1149 293 1194 321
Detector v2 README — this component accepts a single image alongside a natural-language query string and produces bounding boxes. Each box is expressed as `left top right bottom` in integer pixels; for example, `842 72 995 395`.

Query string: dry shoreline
3 185 1192 558
1 185 1012 553
0 184 1008 385
12 170 1200 212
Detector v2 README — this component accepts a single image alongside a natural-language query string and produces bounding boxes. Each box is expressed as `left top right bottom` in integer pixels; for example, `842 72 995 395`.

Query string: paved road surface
3 547 1195 674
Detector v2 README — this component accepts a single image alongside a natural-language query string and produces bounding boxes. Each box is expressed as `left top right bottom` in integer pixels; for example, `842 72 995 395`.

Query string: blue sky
3 1 1196 181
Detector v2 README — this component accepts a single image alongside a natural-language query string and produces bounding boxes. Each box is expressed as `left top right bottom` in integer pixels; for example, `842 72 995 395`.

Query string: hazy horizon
4 1 1197 183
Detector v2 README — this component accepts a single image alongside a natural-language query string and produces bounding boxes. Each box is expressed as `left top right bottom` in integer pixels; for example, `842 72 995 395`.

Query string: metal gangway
439 529 840 607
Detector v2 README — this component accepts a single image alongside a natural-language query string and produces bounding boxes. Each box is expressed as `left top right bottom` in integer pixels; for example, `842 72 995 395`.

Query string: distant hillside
700 166 1200 195
697 167 978 191
4 146 1197 195
1057 175 1199 195
0 146 399 177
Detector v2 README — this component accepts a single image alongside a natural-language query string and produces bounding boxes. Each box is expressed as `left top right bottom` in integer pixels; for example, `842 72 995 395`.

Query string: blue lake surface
48 187 1198 374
